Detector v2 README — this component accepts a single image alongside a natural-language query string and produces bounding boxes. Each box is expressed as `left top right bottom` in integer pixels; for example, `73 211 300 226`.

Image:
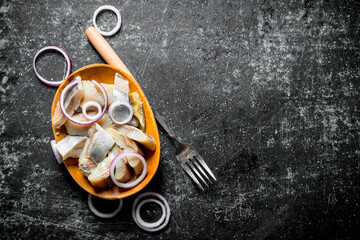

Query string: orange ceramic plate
51 64 160 200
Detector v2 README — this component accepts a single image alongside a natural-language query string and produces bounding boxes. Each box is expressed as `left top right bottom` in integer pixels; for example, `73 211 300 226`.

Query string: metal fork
154 111 217 191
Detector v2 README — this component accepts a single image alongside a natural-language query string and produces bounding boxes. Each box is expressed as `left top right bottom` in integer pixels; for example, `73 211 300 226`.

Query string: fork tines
181 153 217 191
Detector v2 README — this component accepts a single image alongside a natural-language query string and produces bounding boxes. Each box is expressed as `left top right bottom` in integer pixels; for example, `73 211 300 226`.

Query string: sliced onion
33 46 71 87
109 152 147 188
108 100 133 125
88 193 123 218
132 192 171 232
60 79 108 125
82 101 102 120
51 140 63 164
93 5 122 37
136 199 166 229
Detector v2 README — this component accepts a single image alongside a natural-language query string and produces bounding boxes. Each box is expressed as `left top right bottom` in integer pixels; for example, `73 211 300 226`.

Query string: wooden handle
85 26 134 79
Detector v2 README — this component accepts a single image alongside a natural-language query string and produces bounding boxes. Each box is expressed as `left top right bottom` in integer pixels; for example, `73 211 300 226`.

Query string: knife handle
84 26 134 79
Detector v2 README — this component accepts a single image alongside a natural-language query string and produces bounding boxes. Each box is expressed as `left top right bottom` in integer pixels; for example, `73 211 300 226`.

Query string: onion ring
88 194 123 218
60 79 108 125
132 192 171 232
50 140 63 164
109 152 147 188
33 46 71 87
93 5 122 37
82 101 102 120
108 100 133 125
135 199 166 229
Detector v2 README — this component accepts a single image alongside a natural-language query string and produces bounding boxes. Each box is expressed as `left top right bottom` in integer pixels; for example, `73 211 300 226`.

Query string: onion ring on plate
109 152 147 189
93 5 122 37
82 101 102 120
60 79 108 125
33 46 71 87
108 100 133 125
50 140 63 164
88 194 123 218
132 192 171 232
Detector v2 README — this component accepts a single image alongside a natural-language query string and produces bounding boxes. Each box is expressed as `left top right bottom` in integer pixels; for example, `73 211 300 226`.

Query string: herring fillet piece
53 78 84 131
127 116 139 128
106 128 144 175
88 145 122 188
112 124 156 151
78 138 97 177
87 123 115 164
100 83 114 107
129 92 145 131
114 156 133 183
56 135 88 160
80 80 105 109
113 73 129 102
64 112 114 136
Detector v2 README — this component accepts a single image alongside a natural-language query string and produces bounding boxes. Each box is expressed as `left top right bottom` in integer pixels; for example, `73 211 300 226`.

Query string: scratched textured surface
1 0 360 239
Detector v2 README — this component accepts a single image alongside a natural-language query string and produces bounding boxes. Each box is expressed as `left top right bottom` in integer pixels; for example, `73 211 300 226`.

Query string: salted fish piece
64 113 114 136
53 77 84 131
106 128 144 175
56 135 88 160
112 124 156 151
113 73 129 102
87 123 115 164
80 80 105 109
78 138 97 177
129 92 145 131
88 145 127 188
114 155 133 183
127 116 139 128
101 83 114 107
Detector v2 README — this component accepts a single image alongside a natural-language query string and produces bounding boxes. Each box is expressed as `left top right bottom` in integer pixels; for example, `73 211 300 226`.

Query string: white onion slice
82 101 102 120
109 152 147 188
88 194 123 218
93 5 122 37
132 192 171 232
135 199 166 229
51 140 63 164
33 46 71 87
108 100 133 125
60 79 108 125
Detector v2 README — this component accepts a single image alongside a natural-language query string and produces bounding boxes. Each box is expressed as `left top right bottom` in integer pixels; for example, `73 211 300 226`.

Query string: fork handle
153 111 181 144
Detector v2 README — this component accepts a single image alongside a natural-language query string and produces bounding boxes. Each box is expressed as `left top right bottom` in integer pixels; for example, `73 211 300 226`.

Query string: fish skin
78 138 97 177
113 73 129 102
53 78 84 131
56 135 88 160
87 123 115 164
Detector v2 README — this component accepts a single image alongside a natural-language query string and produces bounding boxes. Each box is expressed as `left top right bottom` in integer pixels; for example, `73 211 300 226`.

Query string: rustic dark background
1 0 360 239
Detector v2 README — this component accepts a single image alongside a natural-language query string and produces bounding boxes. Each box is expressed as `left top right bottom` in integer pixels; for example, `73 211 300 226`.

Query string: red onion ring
88 193 123 218
135 199 166 228
109 152 147 188
82 101 102 120
93 5 122 37
108 100 133 125
33 46 71 87
60 79 108 125
51 140 63 164
132 192 171 232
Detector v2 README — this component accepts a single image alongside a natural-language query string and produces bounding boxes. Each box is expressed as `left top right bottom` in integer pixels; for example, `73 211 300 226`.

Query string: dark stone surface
1 0 360 239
